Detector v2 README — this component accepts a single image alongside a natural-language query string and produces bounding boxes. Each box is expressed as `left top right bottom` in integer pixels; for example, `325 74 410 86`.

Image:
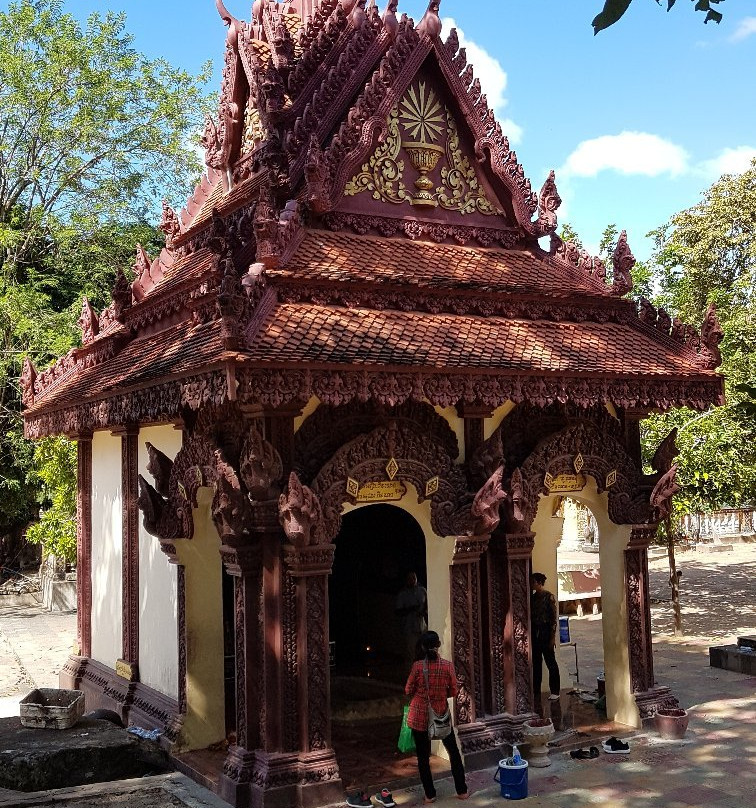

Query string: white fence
680 508 756 540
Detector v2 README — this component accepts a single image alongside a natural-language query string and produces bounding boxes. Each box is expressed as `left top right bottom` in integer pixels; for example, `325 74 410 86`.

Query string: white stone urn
522 718 555 767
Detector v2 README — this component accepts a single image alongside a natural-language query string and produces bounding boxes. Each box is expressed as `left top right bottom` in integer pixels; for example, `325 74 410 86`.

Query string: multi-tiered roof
22 0 723 439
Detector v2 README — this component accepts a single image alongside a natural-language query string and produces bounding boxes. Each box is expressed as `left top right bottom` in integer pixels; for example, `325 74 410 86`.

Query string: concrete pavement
0 544 754 807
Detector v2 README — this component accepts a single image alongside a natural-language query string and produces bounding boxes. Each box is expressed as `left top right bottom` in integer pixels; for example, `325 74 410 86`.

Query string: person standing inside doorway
530 572 561 701
395 572 427 668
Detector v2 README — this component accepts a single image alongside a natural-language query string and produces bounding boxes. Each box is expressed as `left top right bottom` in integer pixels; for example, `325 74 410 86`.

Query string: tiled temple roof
246 303 710 376
273 230 610 297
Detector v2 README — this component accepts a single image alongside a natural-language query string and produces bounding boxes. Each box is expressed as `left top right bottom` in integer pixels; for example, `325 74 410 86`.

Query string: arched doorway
329 503 437 791
329 504 427 682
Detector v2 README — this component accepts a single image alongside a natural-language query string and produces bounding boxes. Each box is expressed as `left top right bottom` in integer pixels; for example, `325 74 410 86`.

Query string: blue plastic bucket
494 759 528 799
559 615 570 644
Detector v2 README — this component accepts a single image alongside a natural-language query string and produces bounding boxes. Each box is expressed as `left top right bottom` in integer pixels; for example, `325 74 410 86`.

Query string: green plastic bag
398 705 415 753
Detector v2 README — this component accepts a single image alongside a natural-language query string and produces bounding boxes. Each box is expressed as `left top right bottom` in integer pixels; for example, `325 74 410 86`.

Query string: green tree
593 0 725 34
0 0 212 562
0 0 211 278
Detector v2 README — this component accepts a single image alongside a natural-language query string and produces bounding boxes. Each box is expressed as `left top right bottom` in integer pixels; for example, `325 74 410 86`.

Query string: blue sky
63 1 756 260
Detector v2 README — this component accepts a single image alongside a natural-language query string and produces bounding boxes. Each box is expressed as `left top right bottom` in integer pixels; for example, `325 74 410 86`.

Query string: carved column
76 432 93 658
219 503 273 808
625 524 680 720
504 532 536 715
450 535 488 729
120 426 140 679
284 542 341 794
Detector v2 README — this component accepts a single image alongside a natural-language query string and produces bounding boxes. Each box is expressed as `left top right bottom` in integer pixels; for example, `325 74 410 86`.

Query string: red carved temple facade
22 2 723 807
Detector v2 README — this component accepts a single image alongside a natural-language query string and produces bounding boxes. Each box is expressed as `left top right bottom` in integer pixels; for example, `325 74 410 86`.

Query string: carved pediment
342 76 505 223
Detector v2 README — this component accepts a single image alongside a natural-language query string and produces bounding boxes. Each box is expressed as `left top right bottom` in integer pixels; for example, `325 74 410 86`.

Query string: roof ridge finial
216 0 242 46
382 0 399 38
417 1 441 38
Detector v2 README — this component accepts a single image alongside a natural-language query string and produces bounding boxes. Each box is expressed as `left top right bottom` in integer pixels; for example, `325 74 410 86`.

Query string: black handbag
423 660 452 740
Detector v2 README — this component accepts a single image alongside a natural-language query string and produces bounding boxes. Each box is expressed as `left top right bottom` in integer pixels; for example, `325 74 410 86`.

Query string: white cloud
730 17 756 42
561 132 689 178
441 17 523 144
699 146 756 179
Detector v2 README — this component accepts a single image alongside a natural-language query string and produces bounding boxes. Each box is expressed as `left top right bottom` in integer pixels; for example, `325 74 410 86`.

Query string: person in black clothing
530 572 561 701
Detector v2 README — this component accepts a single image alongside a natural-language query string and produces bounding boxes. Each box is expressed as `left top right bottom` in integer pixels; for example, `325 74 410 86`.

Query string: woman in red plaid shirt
404 630 469 802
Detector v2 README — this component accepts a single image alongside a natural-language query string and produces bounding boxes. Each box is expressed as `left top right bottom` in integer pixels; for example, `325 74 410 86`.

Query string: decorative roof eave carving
320 211 523 249
287 11 391 185
432 29 540 236
24 364 723 440
272 278 637 322
302 17 432 212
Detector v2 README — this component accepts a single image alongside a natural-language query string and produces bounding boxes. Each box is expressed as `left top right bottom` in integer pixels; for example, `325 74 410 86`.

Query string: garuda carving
240 426 284 500
611 230 634 297
650 464 680 522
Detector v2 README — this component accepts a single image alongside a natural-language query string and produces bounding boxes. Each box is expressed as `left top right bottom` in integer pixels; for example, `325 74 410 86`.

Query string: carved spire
20 356 37 407
611 230 634 297
382 0 399 39
216 0 242 47
158 199 181 245
700 302 724 369
112 267 132 322
305 133 330 211
279 471 323 547
417 1 442 38
535 170 561 237
77 297 99 345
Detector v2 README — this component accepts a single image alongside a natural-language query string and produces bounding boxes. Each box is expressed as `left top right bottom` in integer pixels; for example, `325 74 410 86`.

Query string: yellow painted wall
175 488 226 750
534 477 639 727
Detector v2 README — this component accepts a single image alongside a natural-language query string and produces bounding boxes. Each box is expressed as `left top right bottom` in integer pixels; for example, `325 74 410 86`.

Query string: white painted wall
138 425 182 699
90 431 123 668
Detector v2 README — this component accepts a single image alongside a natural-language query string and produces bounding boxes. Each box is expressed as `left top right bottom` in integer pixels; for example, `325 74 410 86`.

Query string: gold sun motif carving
399 82 445 145
344 80 503 216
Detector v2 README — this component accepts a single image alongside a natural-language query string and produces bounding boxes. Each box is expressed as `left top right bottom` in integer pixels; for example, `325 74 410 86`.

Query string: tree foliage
0 0 212 562
641 159 756 515
593 0 725 34
0 0 211 278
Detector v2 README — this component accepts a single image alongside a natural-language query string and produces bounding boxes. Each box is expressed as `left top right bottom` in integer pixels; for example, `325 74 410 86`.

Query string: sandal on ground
570 746 599 759
457 793 470 800
423 798 437 804
602 737 630 754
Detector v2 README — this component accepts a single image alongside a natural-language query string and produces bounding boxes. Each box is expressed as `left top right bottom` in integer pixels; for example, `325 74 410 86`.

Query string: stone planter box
20 688 85 729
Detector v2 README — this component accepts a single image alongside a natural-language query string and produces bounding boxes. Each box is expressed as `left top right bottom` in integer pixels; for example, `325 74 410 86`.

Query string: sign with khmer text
356 481 406 503
545 473 587 493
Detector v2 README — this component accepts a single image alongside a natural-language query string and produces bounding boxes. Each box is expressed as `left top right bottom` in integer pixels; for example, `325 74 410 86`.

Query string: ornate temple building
22 2 724 806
